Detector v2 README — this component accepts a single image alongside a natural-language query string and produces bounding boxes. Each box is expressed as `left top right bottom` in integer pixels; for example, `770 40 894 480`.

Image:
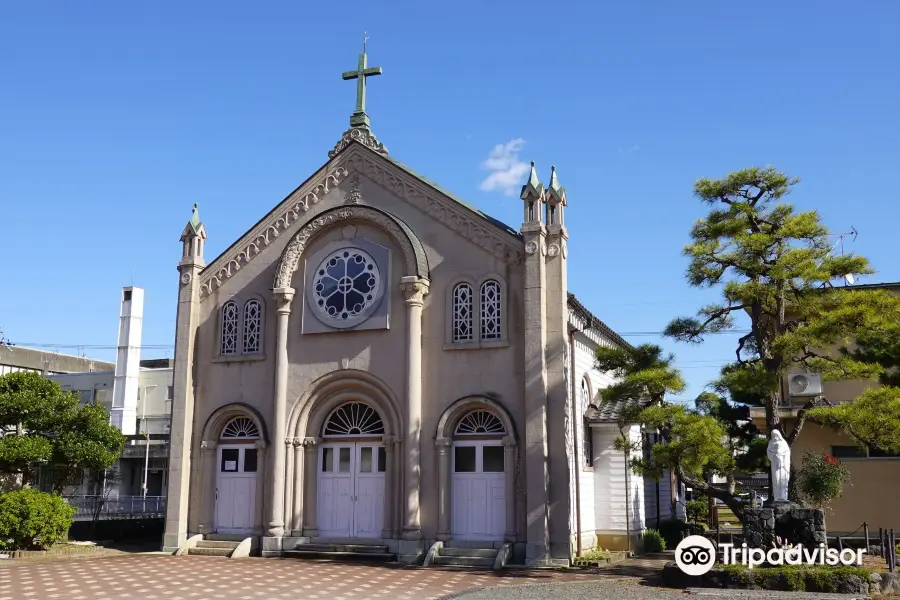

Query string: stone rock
834 574 867 595
877 572 900 594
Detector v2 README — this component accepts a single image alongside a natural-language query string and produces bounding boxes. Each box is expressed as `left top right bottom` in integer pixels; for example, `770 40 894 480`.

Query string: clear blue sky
2 1 898 400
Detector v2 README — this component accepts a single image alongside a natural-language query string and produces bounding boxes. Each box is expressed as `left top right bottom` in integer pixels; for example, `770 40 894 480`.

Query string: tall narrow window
452 283 473 342
221 301 238 355
242 299 262 354
480 280 501 340
581 379 593 466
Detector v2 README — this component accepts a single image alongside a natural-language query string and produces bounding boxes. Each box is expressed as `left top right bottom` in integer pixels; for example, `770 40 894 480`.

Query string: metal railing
64 495 166 521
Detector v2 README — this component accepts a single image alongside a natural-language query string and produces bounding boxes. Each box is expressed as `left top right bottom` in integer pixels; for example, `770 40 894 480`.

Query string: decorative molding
547 244 560 257
561 240 568 258
273 205 427 290
343 151 522 265
302 437 319 449
180 272 192 285
347 173 362 204
200 440 217 452
400 276 430 307
341 225 358 239
525 241 538 255
198 165 350 300
329 126 388 160
273 287 295 314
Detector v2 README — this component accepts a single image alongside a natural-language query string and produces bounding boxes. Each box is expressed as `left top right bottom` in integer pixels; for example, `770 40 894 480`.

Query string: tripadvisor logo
675 535 866 576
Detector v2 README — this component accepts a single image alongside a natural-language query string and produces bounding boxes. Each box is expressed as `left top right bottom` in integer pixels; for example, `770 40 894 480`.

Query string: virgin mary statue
767 429 792 502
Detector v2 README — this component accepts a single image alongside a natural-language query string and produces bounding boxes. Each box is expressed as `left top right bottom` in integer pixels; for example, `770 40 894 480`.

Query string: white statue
768 429 792 502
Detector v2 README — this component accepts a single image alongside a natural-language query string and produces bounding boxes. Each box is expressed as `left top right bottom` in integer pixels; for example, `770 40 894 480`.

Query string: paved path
0 554 604 600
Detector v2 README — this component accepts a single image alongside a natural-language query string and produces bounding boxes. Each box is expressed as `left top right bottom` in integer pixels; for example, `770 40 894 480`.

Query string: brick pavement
0 554 605 600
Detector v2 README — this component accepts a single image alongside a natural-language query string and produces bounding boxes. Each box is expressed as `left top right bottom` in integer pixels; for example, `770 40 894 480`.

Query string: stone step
196 540 241 550
204 534 248 542
296 543 390 554
439 547 498 559
283 549 396 562
433 555 494 568
188 547 233 557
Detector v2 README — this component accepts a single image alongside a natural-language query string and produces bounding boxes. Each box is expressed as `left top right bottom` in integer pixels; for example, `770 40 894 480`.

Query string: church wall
185 169 528 541
591 423 646 551
359 178 527 541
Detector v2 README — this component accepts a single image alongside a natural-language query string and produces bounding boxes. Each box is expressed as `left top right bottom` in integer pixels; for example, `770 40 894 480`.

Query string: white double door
215 444 258 534
452 440 505 541
317 442 385 538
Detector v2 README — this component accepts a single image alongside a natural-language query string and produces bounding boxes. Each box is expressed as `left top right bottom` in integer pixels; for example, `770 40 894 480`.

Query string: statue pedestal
743 502 826 549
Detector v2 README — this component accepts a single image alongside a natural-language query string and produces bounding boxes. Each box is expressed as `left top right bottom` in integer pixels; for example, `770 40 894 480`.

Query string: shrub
686 499 709 524
796 452 851 509
657 519 703 549
0 488 75 550
718 564 871 593
643 528 665 553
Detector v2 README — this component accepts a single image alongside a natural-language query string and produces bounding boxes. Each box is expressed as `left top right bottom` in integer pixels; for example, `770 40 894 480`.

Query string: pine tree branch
676 466 745 521
786 397 832 446
736 332 755 364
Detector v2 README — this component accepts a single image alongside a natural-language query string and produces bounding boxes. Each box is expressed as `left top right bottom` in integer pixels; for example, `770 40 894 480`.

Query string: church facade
162 49 677 565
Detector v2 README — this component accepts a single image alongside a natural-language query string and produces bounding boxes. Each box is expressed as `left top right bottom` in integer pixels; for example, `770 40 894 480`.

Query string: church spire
329 35 389 159
180 203 206 265
545 166 566 226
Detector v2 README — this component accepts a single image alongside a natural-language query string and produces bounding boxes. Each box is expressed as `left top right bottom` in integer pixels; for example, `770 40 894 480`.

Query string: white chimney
110 286 143 435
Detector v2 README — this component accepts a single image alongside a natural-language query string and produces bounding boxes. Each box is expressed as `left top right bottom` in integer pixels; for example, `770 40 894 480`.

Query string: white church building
162 47 680 565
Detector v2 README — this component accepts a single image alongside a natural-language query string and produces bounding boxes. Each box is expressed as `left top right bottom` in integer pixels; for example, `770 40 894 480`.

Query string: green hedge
719 564 872 593
643 529 666 553
0 489 75 551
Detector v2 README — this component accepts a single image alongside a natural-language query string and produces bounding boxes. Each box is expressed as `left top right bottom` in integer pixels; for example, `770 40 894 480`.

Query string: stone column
198 440 217 533
266 287 294 539
435 437 452 541
503 436 517 542
292 439 304 536
283 438 295 533
253 441 267 535
381 435 395 539
302 437 319 536
399 276 429 540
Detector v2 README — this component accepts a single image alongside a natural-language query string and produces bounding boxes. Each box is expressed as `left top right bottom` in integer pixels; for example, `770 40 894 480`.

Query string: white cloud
478 138 530 196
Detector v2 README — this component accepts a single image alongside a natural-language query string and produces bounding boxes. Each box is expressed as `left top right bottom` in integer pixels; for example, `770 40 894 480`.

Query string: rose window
312 247 381 322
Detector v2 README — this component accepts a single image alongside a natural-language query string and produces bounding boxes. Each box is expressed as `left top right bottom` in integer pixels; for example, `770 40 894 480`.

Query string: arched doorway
317 401 387 538
451 410 507 541
215 416 260 534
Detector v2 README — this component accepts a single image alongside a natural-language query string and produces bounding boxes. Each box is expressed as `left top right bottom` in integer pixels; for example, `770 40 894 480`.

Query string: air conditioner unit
788 373 823 398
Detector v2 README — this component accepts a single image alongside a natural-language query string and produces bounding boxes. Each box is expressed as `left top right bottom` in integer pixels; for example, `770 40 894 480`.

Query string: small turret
179 203 207 266
545 166 566 227
520 161 546 226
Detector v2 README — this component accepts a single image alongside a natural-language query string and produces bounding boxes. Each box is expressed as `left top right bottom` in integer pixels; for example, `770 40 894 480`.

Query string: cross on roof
342 34 383 129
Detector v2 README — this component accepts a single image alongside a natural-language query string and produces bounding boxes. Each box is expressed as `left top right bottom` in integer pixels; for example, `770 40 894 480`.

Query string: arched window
221 301 239 355
455 410 505 436
242 299 262 354
480 280 501 340
451 283 474 343
323 402 385 437
581 378 594 467
221 416 260 440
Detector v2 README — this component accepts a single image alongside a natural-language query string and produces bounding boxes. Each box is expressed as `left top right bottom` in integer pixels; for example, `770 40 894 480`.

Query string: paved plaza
0 555 614 600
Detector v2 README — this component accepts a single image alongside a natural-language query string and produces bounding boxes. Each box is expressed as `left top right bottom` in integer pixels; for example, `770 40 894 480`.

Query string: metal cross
342 33 382 128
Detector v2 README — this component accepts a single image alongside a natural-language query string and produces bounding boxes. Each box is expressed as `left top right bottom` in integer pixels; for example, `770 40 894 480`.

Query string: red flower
823 453 839 465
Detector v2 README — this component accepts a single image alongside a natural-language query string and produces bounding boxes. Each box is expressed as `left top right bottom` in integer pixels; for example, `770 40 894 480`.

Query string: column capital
399 276 430 307
273 286 295 313
302 436 320 449
292 437 304 447
502 435 517 448
254 440 268 451
381 434 396 446
435 437 452 448
200 440 217 452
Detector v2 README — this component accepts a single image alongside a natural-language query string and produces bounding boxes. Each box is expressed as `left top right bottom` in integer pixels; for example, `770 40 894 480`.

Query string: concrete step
284 549 395 562
196 540 240 550
439 547 498 559
204 534 247 542
296 543 390 554
433 555 494 568
188 547 233 557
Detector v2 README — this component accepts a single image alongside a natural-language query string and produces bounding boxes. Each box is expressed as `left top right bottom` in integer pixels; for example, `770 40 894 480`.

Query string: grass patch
717 563 871 593
580 548 611 561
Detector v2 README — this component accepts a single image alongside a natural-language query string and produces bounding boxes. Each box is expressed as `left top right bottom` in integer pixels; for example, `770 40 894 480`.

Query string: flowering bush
796 452 851 510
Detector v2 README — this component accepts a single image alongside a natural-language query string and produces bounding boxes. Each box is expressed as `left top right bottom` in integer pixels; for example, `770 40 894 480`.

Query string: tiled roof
584 397 653 424
567 293 632 349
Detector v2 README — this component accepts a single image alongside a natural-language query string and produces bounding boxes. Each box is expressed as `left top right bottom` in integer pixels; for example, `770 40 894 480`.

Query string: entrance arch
287 371 402 539
198 404 267 536
435 396 518 543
